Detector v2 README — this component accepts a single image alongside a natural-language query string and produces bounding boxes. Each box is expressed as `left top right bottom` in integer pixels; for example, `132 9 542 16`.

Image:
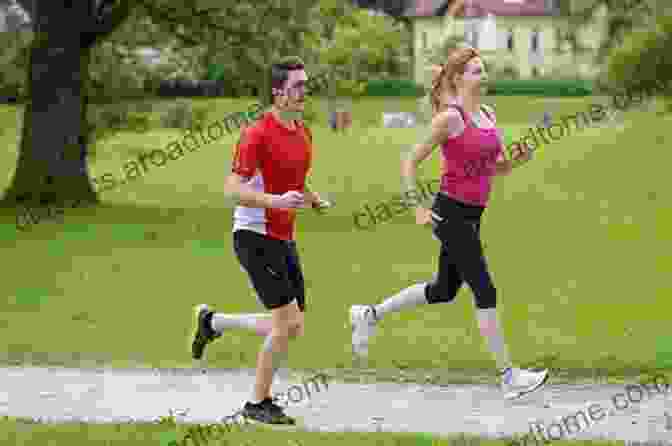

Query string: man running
191 56 326 425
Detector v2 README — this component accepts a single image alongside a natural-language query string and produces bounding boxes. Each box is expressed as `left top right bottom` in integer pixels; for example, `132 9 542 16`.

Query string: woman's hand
415 206 432 225
496 142 533 175
511 142 533 165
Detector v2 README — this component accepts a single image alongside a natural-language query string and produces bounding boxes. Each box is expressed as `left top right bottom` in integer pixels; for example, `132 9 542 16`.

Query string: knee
478 314 498 337
425 279 458 305
288 321 303 339
271 321 293 341
475 284 497 310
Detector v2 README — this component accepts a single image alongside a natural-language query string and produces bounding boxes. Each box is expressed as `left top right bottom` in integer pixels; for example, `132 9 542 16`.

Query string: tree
186 0 318 106
566 0 658 63
605 12 672 99
0 21 30 100
316 2 408 83
5 0 136 209
2 0 317 210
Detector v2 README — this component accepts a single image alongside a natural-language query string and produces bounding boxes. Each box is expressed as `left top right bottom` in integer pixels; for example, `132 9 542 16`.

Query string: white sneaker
501 367 549 400
349 305 378 358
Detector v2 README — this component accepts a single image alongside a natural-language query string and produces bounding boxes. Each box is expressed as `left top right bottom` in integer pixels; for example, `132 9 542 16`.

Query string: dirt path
1 366 671 443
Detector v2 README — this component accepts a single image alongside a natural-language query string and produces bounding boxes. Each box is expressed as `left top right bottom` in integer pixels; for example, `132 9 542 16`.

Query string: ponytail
430 46 480 115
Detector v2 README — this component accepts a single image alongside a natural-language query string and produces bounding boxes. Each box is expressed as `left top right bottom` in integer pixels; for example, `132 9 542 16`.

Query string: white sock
476 308 513 372
374 283 428 320
211 313 270 333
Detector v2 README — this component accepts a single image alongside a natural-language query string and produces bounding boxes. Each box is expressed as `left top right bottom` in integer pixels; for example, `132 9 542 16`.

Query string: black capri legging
425 192 497 309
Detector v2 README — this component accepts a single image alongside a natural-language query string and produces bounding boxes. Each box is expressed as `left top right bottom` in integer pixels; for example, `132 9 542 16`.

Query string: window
545 0 556 14
507 28 514 51
422 31 427 50
531 29 540 53
532 67 540 77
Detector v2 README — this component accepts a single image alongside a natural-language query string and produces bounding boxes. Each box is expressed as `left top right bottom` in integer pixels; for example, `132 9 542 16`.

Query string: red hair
430 46 480 114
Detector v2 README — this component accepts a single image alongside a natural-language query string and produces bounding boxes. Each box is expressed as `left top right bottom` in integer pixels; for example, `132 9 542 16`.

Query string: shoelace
367 306 378 323
500 368 513 384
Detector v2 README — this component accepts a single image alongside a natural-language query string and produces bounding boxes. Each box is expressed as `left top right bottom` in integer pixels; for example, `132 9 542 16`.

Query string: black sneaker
241 400 295 425
261 397 287 415
191 304 221 360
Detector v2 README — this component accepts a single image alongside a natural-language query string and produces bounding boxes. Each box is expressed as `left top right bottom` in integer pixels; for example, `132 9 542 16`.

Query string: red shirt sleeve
232 125 265 179
303 126 313 144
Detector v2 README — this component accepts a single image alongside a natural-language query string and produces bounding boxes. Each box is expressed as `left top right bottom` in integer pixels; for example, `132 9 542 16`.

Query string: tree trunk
2 1 97 209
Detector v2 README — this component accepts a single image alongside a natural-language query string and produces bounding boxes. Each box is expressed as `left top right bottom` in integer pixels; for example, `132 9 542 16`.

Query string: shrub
300 101 319 124
86 103 152 156
159 101 208 130
364 79 424 97
334 79 367 98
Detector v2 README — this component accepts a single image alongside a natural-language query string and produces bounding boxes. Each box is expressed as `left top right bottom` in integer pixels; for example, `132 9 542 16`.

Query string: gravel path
1 366 671 443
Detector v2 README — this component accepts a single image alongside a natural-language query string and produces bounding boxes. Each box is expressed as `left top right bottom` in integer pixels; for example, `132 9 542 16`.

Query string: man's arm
228 125 303 209
224 173 276 208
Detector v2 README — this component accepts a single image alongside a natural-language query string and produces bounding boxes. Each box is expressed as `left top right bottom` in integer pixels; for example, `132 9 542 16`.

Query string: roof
404 0 558 17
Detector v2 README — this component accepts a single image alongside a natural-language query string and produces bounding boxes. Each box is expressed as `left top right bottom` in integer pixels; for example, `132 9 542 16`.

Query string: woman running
350 47 548 400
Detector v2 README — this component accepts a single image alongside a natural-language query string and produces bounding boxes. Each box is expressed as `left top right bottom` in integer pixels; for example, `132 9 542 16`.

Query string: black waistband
432 192 485 221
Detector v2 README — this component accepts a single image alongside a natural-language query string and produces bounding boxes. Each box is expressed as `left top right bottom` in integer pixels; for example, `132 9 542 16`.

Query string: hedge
365 79 425 97
362 79 593 97
485 79 593 96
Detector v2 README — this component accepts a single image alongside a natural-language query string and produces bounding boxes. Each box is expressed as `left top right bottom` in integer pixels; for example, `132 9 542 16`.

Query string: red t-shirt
231 112 313 241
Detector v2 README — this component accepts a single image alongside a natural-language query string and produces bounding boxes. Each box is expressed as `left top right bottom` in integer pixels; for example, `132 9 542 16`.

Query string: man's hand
270 191 305 209
305 190 332 213
305 190 322 208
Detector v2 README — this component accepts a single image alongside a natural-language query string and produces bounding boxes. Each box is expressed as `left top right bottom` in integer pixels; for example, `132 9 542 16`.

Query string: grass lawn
0 416 635 446
0 95 669 385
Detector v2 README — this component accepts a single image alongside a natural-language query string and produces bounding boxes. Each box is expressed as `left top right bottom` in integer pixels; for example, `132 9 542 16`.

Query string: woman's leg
432 217 512 372
350 237 463 357
432 217 548 398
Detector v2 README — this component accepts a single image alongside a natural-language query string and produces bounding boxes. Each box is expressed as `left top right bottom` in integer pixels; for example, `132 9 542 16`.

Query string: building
403 0 607 84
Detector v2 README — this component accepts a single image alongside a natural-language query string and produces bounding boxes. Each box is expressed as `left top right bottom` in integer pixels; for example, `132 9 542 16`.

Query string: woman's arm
401 109 462 201
482 104 532 176
494 154 514 176
494 143 532 176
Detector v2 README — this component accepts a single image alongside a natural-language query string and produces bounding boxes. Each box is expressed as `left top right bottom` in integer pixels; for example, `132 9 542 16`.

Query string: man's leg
230 231 302 424
254 300 301 402
191 231 276 361
269 241 306 408
209 254 306 339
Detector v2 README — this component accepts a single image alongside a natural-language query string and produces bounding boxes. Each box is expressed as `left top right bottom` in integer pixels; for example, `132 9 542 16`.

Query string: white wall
413 11 603 82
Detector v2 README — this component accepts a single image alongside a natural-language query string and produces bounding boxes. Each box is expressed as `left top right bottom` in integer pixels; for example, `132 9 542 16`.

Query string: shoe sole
241 414 299 429
190 304 211 364
504 369 549 400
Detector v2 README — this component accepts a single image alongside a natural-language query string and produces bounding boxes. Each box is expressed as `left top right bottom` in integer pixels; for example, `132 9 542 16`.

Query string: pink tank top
439 105 502 207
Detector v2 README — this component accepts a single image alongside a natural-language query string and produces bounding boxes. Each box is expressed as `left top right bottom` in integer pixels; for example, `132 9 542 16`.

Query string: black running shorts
233 229 306 312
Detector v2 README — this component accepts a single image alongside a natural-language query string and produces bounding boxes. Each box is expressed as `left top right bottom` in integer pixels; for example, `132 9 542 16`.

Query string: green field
0 416 635 446
0 95 670 386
